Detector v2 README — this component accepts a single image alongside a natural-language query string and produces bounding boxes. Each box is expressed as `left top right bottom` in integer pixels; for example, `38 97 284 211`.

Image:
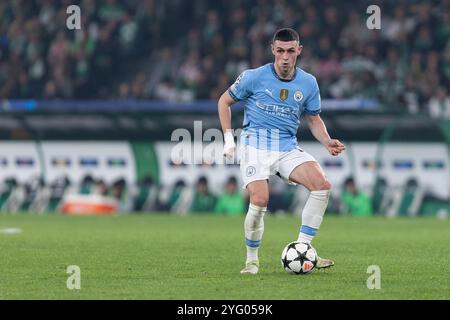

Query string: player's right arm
218 90 236 160
218 70 254 160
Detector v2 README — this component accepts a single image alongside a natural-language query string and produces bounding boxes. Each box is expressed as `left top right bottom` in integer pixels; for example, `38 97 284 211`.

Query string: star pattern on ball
281 242 318 274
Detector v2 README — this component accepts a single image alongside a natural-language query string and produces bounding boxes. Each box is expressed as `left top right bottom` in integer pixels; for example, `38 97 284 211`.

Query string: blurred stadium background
1 0 449 218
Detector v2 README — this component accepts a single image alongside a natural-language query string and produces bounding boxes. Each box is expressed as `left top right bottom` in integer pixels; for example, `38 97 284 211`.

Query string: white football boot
316 256 335 269
240 260 259 275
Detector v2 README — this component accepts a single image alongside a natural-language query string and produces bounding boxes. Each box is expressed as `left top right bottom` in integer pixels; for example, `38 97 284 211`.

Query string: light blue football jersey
228 63 321 152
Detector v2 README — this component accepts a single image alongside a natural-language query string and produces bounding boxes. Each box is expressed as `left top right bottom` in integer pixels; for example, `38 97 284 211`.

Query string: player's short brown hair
272 28 300 43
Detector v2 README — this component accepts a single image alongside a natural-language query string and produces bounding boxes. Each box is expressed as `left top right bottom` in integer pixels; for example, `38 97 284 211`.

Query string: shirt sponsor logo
255 101 297 118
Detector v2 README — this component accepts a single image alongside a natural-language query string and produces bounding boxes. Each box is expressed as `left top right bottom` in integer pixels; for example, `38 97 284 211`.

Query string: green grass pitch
0 213 449 299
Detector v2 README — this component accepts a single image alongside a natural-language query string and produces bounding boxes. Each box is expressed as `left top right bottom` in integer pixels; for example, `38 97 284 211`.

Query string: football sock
245 203 266 263
298 190 330 244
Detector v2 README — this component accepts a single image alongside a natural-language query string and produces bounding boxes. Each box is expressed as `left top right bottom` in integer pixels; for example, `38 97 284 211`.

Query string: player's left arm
306 114 346 156
304 76 345 156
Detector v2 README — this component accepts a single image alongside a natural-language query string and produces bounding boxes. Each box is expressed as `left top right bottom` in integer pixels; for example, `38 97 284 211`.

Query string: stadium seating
1 1 449 115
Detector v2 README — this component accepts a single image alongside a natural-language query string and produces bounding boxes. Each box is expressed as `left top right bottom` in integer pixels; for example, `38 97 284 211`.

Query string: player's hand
326 139 345 156
223 131 236 160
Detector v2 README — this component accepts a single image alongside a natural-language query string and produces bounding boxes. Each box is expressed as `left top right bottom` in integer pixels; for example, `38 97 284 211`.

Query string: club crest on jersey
246 166 256 177
294 90 303 102
280 89 288 101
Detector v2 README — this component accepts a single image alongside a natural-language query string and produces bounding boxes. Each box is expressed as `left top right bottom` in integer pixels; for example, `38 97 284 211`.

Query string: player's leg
288 161 331 243
277 148 334 268
240 179 269 275
288 161 334 268
239 144 272 274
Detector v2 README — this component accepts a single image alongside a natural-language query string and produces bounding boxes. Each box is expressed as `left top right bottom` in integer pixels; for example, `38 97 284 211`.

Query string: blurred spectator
47 175 71 212
79 174 95 194
427 87 450 119
21 175 45 211
372 177 388 215
111 178 126 201
111 178 131 212
190 176 216 213
0 177 18 210
341 177 373 217
134 176 160 212
165 179 188 212
94 179 108 196
214 176 245 216
397 178 424 216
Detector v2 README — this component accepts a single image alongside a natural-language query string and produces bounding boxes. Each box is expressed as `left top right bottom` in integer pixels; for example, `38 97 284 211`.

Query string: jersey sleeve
304 77 321 115
227 70 254 101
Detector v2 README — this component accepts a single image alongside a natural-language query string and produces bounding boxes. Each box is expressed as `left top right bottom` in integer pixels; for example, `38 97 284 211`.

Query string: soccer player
218 28 346 274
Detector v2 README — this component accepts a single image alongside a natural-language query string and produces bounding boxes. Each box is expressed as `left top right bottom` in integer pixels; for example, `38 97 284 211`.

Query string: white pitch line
0 227 22 235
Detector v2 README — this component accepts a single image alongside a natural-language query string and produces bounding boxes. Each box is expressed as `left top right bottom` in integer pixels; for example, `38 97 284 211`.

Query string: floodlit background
0 0 449 217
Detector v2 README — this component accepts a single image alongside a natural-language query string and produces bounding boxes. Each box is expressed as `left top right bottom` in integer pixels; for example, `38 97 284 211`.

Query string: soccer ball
281 241 317 275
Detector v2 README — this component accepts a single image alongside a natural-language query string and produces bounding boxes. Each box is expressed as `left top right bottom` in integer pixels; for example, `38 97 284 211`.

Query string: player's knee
311 178 331 191
250 194 269 208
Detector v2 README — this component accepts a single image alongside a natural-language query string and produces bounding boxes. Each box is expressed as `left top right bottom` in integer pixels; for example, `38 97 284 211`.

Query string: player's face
271 40 302 76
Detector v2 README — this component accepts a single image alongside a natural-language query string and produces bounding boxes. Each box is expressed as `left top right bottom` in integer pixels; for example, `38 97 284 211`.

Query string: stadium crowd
1 0 450 117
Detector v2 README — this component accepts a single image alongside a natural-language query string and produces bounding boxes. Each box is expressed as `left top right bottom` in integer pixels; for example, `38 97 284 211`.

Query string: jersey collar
270 63 297 82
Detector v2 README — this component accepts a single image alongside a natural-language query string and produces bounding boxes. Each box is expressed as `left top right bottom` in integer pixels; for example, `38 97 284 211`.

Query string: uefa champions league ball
281 241 318 275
